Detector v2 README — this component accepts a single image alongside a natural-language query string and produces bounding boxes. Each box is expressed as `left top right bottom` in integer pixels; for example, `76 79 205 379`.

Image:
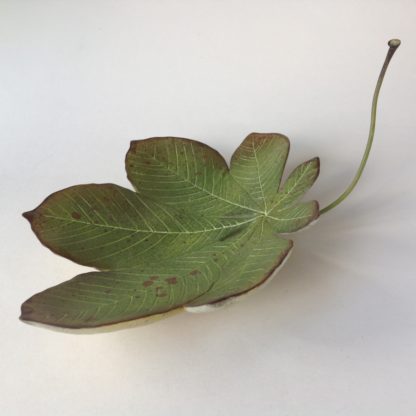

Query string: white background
1 1 416 415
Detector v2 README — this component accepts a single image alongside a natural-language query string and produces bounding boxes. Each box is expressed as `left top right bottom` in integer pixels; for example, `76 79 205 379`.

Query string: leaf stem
320 39 401 215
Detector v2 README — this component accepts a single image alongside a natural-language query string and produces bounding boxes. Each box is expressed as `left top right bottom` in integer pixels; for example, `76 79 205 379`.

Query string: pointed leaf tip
20 300 34 321
22 210 35 222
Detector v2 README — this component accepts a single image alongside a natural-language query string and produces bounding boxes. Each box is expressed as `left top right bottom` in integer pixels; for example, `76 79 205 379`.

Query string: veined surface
21 134 320 329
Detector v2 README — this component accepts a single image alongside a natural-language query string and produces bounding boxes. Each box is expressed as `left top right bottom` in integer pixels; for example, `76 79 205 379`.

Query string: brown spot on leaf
189 269 201 276
143 280 154 287
165 276 177 285
150 275 159 281
71 211 81 220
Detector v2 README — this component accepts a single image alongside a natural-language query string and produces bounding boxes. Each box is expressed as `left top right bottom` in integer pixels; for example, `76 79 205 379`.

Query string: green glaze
21 134 319 329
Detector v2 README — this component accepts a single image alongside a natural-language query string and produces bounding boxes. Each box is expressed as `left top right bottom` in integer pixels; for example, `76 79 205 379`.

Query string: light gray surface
1 1 415 414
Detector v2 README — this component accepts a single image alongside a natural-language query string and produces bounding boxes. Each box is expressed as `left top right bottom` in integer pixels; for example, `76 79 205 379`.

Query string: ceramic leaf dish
20 40 401 332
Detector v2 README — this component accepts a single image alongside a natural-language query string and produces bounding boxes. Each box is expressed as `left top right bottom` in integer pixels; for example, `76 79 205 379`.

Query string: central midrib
42 213 262 235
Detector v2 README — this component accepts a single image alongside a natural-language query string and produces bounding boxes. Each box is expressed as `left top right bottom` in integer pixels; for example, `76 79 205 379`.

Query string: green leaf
21 133 319 330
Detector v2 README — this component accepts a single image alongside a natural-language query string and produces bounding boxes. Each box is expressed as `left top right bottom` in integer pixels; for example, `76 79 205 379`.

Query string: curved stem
320 39 401 215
